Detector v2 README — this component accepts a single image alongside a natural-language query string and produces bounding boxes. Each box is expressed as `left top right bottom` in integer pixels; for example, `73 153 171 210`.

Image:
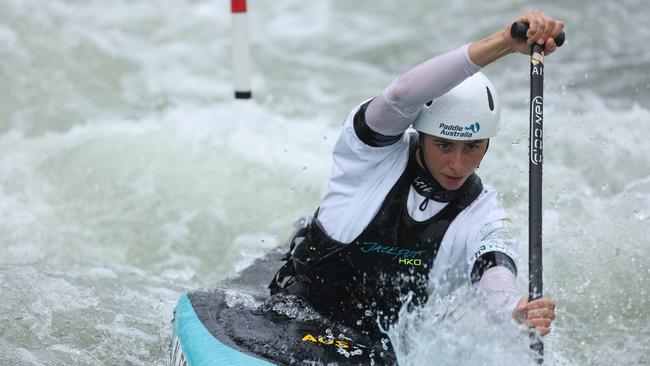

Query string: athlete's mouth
444 175 464 181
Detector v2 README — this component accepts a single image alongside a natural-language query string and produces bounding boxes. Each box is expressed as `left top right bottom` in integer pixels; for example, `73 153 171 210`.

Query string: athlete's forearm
468 30 516 67
479 266 520 323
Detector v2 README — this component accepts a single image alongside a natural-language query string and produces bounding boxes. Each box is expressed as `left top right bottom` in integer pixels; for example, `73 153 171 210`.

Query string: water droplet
633 210 647 220
323 136 328 140
550 195 559 209
356 320 363 325
302 166 307 170
364 310 372 316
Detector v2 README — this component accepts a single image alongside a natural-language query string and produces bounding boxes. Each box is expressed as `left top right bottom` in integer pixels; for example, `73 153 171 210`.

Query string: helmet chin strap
413 135 458 209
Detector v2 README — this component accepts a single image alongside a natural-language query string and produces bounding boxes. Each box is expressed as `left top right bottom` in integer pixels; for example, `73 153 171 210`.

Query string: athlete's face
419 135 488 190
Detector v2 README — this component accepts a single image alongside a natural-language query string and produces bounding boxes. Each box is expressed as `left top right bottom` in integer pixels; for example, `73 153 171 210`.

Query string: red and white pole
231 0 252 99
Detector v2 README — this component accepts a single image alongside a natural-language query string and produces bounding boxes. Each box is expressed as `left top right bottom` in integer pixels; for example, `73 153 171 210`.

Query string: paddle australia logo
360 242 424 266
439 122 480 138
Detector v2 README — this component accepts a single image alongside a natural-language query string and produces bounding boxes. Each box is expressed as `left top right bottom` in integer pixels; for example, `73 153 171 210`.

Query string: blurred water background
1 0 648 364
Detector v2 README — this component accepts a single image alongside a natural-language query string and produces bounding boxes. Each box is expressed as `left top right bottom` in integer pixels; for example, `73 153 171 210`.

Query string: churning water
1 0 648 365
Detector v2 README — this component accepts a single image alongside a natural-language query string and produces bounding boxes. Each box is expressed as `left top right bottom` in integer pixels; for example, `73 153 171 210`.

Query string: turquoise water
1 0 648 364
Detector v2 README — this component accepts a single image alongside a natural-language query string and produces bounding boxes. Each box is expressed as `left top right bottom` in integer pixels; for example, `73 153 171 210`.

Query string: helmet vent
425 100 433 107
486 86 494 111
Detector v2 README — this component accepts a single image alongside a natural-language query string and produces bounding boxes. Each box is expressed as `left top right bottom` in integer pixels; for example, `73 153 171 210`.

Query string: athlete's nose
448 149 465 174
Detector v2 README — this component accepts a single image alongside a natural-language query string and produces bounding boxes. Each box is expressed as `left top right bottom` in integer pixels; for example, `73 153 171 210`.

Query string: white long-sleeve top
317 44 520 318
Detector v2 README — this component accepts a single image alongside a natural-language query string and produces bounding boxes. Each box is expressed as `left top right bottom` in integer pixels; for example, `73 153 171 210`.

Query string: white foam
1 1 649 365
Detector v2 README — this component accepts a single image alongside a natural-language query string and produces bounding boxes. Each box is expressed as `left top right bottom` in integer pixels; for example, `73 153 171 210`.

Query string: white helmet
412 72 500 140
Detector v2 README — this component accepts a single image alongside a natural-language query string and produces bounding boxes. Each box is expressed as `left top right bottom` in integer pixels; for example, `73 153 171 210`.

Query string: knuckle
541 328 550 336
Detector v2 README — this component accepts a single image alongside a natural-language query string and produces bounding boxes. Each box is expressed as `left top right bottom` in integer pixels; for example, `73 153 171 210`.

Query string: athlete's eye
465 142 485 152
437 143 451 151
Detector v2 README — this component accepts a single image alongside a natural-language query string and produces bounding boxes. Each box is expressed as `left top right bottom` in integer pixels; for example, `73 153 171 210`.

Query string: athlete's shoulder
461 183 507 222
469 183 499 204
334 101 411 159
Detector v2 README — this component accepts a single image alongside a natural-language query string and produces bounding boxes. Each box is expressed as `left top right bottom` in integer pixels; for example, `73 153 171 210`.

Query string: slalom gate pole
231 0 252 99
510 22 565 365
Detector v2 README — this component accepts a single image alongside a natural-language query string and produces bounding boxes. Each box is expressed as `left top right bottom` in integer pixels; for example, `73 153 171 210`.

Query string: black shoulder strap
441 174 483 221
450 174 483 212
417 174 483 246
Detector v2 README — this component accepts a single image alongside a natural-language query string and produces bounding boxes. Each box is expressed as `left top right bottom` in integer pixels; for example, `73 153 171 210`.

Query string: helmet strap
412 135 459 208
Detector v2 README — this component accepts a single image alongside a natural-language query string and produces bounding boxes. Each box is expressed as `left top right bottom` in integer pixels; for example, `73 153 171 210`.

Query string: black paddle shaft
527 41 546 365
510 21 565 365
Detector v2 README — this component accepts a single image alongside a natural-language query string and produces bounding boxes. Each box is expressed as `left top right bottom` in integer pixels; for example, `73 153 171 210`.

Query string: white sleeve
479 266 521 323
365 44 481 136
316 102 411 243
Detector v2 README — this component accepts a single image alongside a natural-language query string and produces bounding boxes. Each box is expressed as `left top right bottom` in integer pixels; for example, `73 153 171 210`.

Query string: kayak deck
171 221 397 365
